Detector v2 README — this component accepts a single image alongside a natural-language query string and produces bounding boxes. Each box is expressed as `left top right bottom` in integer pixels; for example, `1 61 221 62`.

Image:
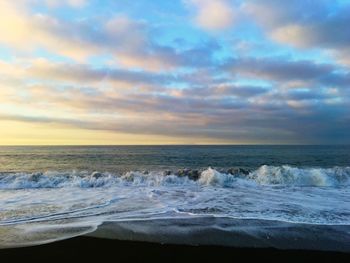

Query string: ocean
0 145 349 251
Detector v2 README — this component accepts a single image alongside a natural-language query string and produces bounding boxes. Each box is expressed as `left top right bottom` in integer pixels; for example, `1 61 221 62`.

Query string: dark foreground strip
0 236 349 262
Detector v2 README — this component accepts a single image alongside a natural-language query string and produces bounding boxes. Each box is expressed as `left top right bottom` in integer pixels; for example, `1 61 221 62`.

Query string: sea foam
0 165 349 189
248 165 350 186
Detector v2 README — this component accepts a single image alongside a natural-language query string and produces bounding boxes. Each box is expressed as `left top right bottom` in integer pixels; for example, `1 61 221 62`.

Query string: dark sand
0 236 349 262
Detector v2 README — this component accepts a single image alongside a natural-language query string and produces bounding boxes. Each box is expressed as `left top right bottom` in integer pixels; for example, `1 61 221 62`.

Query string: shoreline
0 236 349 262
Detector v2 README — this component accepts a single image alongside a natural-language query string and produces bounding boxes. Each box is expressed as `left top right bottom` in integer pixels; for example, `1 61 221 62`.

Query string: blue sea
0 145 349 251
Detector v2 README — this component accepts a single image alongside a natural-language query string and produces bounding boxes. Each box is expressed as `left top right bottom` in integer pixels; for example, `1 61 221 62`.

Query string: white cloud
44 0 88 8
187 0 235 31
0 3 177 70
67 0 87 7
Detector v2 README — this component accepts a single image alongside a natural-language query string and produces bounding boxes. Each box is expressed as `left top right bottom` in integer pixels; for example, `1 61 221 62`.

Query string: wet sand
0 236 349 262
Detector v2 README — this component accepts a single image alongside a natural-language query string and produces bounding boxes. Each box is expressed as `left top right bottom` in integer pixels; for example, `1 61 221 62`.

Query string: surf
0 165 349 251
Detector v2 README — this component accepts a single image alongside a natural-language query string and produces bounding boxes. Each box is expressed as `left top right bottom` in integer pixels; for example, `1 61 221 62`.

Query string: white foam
198 167 236 187
248 165 350 187
0 165 349 189
0 171 118 189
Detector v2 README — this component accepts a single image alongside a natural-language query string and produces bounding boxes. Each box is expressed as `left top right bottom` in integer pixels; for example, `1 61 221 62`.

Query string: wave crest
198 168 237 187
248 165 350 187
0 165 349 189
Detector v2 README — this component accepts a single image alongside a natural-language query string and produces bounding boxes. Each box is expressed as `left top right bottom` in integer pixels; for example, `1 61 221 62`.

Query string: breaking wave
248 165 350 187
0 165 349 189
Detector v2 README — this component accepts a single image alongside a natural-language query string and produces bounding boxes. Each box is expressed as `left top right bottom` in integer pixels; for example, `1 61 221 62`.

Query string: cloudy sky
0 0 349 145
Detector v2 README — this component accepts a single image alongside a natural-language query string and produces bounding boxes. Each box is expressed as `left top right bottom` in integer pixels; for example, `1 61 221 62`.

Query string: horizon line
0 144 347 147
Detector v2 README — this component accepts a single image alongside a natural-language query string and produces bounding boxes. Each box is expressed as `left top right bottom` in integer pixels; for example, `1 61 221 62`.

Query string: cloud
68 0 87 7
223 57 350 87
1 53 349 144
270 9 350 50
180 85 269 98
27 59 178 87
243 0 331 27
186 0 236 30
283 89 330 101
96 17 221 70
2 90 349 144
0 2 97 60
0 3 221 71
0 59 171 93
44 0 88 8
243 0 350 65
20 75 350 143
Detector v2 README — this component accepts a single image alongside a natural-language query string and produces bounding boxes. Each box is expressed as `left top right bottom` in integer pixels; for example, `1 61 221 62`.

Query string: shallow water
0 146 349 251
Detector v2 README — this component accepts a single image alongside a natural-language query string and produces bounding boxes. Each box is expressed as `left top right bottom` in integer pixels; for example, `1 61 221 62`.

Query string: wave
248 165 350 187
0 165 349 189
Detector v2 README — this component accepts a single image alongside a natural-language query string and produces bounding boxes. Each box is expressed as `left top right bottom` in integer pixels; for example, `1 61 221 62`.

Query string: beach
1 236 349 262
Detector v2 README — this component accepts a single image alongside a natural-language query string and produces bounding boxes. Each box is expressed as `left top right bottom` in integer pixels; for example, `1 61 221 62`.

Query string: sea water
0 145 349 251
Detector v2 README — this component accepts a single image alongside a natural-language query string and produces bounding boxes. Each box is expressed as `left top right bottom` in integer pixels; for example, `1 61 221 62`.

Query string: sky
0 0 350 145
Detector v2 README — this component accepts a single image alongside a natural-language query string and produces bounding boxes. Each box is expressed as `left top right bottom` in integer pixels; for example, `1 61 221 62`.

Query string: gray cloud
2 95 349 144
223 57 350 87
283 89 330 101
244 0 332 28
30 62 178 86
34 14 222 69
180 85 269 98
244 0 350 64
4 56 346 144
